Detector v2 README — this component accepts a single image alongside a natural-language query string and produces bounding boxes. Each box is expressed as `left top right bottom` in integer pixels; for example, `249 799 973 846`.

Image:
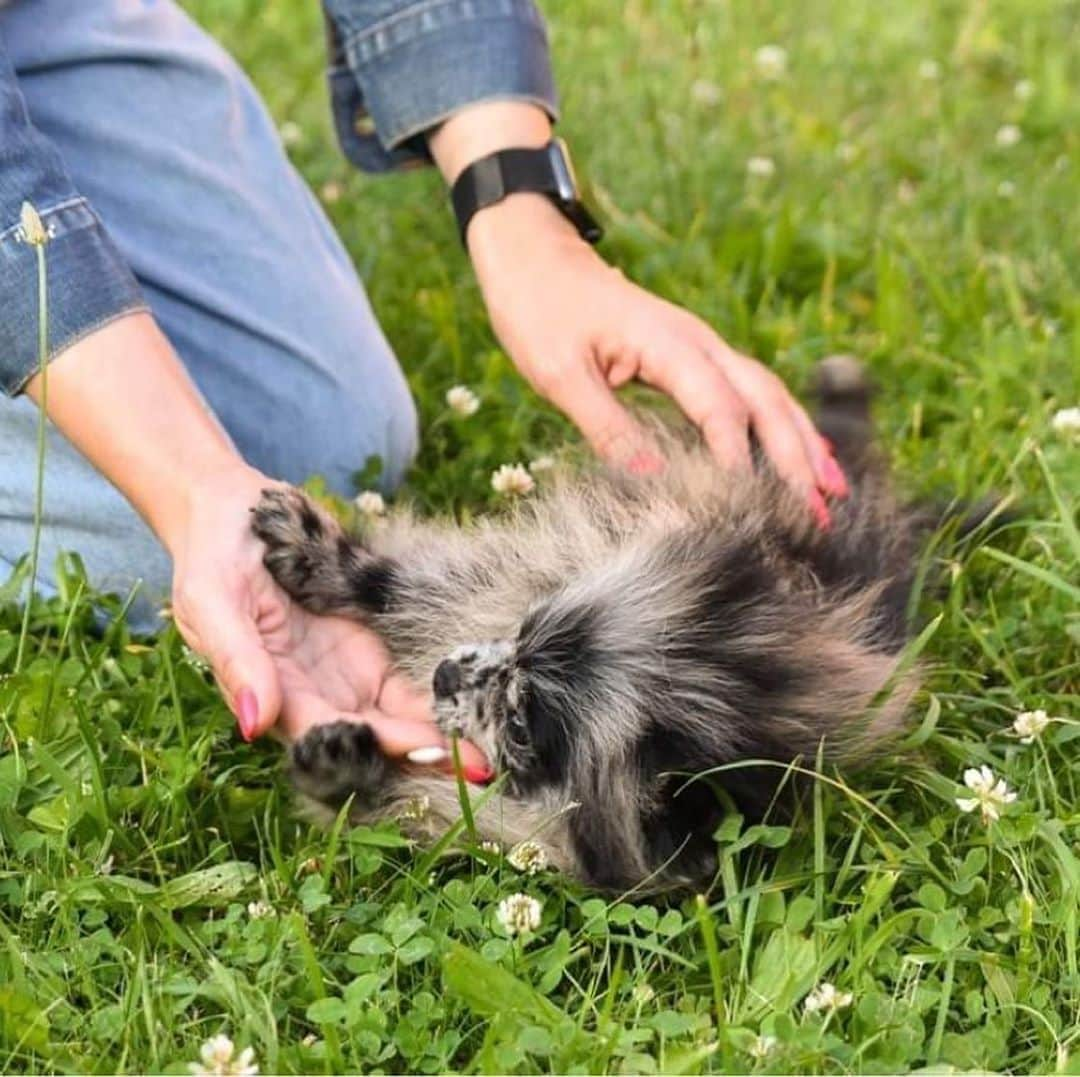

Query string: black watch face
547 140 579 203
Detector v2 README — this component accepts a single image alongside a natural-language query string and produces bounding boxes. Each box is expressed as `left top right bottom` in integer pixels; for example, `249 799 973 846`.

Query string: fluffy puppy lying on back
251 357 928 891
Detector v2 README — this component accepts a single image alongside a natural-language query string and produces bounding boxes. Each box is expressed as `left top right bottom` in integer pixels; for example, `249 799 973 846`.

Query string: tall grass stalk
14 202 50 672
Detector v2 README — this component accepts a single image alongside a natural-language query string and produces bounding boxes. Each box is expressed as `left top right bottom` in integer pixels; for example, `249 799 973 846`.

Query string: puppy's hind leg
251 487 400 618
289 720 395 815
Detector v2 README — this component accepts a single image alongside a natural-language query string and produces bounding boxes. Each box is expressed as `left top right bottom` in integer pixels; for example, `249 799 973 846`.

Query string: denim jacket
0 0 557 396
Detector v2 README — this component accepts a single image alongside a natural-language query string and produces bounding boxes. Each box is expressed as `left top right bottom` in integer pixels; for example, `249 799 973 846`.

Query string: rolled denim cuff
326 0 559 174
0 198 147 396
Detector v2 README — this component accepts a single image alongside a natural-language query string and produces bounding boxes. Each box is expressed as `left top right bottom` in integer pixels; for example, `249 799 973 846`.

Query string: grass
2 0 1078 1072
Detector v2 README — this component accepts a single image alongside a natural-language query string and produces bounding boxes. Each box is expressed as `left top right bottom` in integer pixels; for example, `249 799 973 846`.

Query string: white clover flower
955 765 1018 824
320 180 343 203
997 180 1016 199
354 490 386 517
496 892 542 936
507 840 548 875
480 839 502 855
301 1034 318 1048
19 201 48 246
528 455 556 474
995 124 1022 148
279 121 303 147
399 794 431 822
748 1035 778 1060
746 156 776 179
446 384 480 416
918 59 941 81
1014 79 1035 101
804 982 853 1015
246 900 275 920
491 464 535 497
836 142 858 164
191 1035 258 1076
1051 406 1080 437
631 982 656 1005
690 79 723 107
1011 709 1050 744
753 44 787 80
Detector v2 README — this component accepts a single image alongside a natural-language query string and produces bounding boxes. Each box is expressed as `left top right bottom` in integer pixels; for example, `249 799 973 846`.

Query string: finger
359 712 493 780
542 361 665 472
640 342 753 471
788 401 849 498
182 591 282 741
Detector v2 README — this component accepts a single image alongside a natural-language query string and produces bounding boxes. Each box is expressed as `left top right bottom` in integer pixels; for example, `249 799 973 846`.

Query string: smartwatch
450 138 603 247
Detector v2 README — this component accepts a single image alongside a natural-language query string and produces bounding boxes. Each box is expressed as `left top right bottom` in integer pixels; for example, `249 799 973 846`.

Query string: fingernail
464 763 494 785
626 451 665 476
407 746 450 766
821 455 849 498
809 490 832 531
236 687 258 742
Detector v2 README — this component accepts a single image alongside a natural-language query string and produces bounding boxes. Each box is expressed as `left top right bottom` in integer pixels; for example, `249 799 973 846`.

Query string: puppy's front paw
289 720 390 811
251 487 347 606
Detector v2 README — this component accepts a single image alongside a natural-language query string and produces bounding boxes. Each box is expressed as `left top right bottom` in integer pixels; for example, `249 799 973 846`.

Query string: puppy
252 357 931 891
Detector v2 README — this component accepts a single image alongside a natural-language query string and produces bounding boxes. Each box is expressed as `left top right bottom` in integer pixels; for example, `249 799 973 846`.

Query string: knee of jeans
286 366 419 498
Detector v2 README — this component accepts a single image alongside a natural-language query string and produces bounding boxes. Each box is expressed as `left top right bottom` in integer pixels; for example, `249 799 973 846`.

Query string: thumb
183 590 282 741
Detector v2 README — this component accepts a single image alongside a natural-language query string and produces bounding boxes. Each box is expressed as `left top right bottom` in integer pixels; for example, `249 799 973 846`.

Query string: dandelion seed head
491 464 535 497
496 892 542 936
446 385 480 416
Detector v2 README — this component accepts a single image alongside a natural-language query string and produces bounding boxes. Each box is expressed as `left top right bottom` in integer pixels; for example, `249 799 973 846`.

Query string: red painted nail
822 455 849 498
464 763 494 785
809 490 832 531
236 687 259 742
626 451 665 476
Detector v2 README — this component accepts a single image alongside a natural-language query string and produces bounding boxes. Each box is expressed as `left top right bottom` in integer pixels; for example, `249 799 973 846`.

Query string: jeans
0 0 420 629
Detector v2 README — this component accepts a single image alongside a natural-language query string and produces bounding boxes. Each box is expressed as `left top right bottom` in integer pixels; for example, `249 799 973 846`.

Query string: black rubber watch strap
450 143 603 247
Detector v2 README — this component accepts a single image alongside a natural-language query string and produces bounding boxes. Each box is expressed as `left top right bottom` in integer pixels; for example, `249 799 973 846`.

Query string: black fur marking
300 505 324 540
346 556 399 613
289 721 390 812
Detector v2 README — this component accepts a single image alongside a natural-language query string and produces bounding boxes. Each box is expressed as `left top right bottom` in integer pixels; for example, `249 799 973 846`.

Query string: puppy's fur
252 357 931 891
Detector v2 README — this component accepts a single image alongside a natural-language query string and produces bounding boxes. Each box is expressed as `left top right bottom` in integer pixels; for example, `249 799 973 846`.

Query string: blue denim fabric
325 0 558 172
0 0 421 630
0 41 146 395
0 0 558 395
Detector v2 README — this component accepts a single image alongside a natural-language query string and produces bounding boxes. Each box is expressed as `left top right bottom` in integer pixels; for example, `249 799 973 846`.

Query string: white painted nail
406 746 449 765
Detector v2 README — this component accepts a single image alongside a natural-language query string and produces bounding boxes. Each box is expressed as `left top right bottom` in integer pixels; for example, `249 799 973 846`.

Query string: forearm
22 312 246 555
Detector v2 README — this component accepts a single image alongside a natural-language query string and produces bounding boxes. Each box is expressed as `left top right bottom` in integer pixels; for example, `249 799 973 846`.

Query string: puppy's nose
433 659 461 699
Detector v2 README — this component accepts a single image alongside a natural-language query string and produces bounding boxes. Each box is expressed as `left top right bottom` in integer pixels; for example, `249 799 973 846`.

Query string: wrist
466 191 584 263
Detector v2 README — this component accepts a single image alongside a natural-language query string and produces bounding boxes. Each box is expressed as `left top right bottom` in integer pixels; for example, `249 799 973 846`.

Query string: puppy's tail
814 355 879 482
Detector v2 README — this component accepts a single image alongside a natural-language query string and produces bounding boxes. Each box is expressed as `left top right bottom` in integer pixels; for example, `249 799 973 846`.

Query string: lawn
2 0 1078 1072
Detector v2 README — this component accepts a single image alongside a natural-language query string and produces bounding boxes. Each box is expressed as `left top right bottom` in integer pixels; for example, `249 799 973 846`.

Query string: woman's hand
468 196 847 526
169 464 491 775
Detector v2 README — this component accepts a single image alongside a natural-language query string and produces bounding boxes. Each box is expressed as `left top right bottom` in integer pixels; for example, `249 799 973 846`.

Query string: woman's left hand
467 194 847 527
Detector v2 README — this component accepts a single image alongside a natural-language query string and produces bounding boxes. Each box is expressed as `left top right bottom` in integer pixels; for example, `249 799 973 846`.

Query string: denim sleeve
0 43 146 396
323 0 559 173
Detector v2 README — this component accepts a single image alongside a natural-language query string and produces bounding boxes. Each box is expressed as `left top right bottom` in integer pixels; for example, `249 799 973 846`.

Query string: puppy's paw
251 487 352 609
289 720 391 811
